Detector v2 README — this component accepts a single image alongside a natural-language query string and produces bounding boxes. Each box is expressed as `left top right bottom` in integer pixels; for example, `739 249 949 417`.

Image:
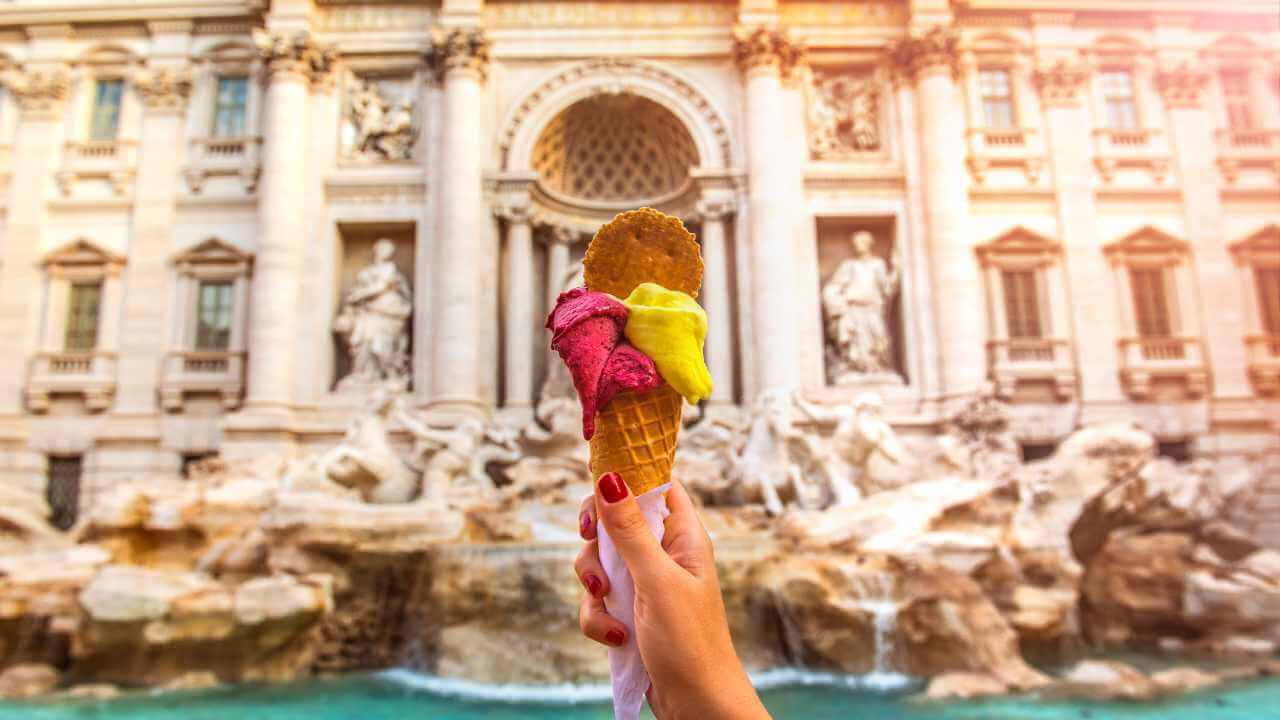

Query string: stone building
0 0 1276 523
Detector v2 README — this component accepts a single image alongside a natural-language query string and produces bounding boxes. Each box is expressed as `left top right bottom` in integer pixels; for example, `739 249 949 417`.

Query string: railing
1215 128 1280 157
184 137 262 193
1118 336 1203 367
1246 335 1280 361
26 351 118 412
31 351 115 378
160 350 246 410
63 140 138 166
988 338 1066 365
193 136 259 160
986 338 1075 399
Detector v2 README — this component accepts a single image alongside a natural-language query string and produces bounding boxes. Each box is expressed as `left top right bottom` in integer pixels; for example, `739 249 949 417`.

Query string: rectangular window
1220 69 1254 130
1256 267 1280 337
1001 269 1043 339
1129 268 1174 338
64 282 102 351
46 455 82 531
195 281 234 350
1099 70 1138 130
89 79 124 141
978 68 1016 129
211 76 248 138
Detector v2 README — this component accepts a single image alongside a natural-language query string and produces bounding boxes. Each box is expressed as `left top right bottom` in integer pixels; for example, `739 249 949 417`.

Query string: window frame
210 74 249 139
977 67 1017 129
194 279 235 351
88 77 125 142
1219 68 1255 131
1098 67 1140 131
64 281 103 351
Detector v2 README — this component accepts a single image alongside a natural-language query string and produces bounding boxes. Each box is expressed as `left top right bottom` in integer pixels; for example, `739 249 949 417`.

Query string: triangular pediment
170 237 254 266
976 226 1060 267
41 238 125 269
1104 225 1190 265
1230 224 1279 266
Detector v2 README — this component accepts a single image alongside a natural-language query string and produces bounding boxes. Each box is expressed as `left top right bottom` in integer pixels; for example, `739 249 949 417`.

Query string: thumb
594 472 668 582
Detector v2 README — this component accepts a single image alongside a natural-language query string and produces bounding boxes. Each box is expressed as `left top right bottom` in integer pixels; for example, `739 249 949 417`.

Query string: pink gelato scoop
546 286 663 440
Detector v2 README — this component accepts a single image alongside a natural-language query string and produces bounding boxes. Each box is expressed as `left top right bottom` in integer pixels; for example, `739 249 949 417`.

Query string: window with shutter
1099 70 1138 130
89 79 123 141
195 281 234 350
978 68 1015 129
46 455 81 531
1001 269 1043 339
1220 69 1254 131
1129 268 1173 337
64 282 102 351
212 76 248 138
1256 267 1280 339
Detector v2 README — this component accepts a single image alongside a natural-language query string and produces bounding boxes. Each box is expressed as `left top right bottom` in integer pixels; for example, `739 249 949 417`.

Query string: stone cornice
253 30 335 88
890 27 958 82
1 69 71 118
1033 59 1090 107
695 197 736 222
1154 62 1212 110
133 68 193 112
732 26 805 80
427 27 491 83
492 203 532 224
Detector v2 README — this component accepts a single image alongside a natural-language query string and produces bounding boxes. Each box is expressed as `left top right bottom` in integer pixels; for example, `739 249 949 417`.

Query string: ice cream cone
589 384 683 495
582 209 701 495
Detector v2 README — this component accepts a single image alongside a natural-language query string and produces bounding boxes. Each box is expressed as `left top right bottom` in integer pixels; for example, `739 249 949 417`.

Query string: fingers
573 539 610 599
593 472 668 583
578 593 627 648
661 480 715 577
578 493 596 540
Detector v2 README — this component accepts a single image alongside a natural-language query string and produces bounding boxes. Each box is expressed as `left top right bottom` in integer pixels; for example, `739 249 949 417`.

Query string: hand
575 474 771 720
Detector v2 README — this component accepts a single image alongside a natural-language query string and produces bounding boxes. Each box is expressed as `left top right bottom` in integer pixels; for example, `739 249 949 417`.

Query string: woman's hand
575 473 771 720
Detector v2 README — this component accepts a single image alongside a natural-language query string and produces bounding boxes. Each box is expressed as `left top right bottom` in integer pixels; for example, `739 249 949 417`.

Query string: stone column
115 65 191 416
241 31 331 414
734 27 805 395
1033 55 1127 418
1156 64 1253 432
0 68 70 487
696 197 736 406
545 226 573 309
495 202 534 412
428 28 490 419
893 28 986 400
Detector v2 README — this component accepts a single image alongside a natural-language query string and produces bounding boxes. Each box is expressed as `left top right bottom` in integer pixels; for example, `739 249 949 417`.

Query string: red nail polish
585 573 603 597
579 511 594 539
605 628 625 646
599 472 627 503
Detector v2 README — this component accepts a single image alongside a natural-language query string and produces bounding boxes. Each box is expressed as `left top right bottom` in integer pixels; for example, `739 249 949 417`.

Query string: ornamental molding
252 30 335 88
492 203 533 224
733 26 805 79
694 197 736 222
975 226 1062 269
1103 225 1190 268
2 69 71 117
426 27 490 82
498 58 733 169
1033 60 1090 107
1229 224 1279 267
1154 62 1212 109
890 27 958 81
133 68 192 111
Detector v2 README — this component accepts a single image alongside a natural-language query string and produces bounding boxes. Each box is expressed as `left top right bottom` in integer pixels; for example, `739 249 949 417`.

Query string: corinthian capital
1154 62 1211 109
2 69 71 117
890 27 958 81
428 28 491 82
133 68 193 112
253 30 335 87
733 27 805 79
1033 60 1090 107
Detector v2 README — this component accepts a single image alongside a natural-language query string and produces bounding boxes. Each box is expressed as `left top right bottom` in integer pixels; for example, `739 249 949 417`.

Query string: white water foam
376 667 914 705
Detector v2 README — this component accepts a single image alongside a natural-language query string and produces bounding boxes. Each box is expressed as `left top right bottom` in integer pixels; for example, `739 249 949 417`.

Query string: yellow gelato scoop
620 282 713 405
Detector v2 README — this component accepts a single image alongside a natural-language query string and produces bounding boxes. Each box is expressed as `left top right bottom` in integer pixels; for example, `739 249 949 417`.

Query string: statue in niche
822 230 901 384
348 77 416 161
333 239 412 393
809 72 880 159
794 392 904 505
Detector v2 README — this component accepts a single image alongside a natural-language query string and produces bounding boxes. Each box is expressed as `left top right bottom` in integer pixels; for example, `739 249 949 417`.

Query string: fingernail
605 628 625 646
585 573 603 597
599 472 627 503
579 511 594 539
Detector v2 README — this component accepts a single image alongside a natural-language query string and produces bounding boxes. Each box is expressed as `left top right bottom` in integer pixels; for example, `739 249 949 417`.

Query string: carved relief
343 75 416 161
427 28 490 81
1 70 71 116
133 69 193 111
808 69 880 159
733 27 805 79
1154 62 1212 109
253 30 335 86
1033 60 1090 107
890 27 958 80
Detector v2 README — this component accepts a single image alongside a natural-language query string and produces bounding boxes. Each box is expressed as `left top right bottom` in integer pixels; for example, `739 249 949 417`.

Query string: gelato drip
546 286 662 440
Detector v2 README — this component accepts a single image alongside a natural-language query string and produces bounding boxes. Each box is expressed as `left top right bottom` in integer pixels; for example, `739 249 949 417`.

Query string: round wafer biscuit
583 207 702 299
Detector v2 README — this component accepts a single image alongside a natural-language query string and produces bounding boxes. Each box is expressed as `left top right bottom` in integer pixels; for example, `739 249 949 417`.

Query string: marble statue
731 389 826 516
333 239 413 393
809 73 880 159
822 231 901 383
312 391 419 504
348 77 416 161
398 412 507 499
794 392 904 506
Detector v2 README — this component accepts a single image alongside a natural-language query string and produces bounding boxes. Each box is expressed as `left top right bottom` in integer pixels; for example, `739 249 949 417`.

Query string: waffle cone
588 384 683 495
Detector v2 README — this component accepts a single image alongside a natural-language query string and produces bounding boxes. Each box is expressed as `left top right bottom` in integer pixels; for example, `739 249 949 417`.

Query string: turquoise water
3 669 1280 720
